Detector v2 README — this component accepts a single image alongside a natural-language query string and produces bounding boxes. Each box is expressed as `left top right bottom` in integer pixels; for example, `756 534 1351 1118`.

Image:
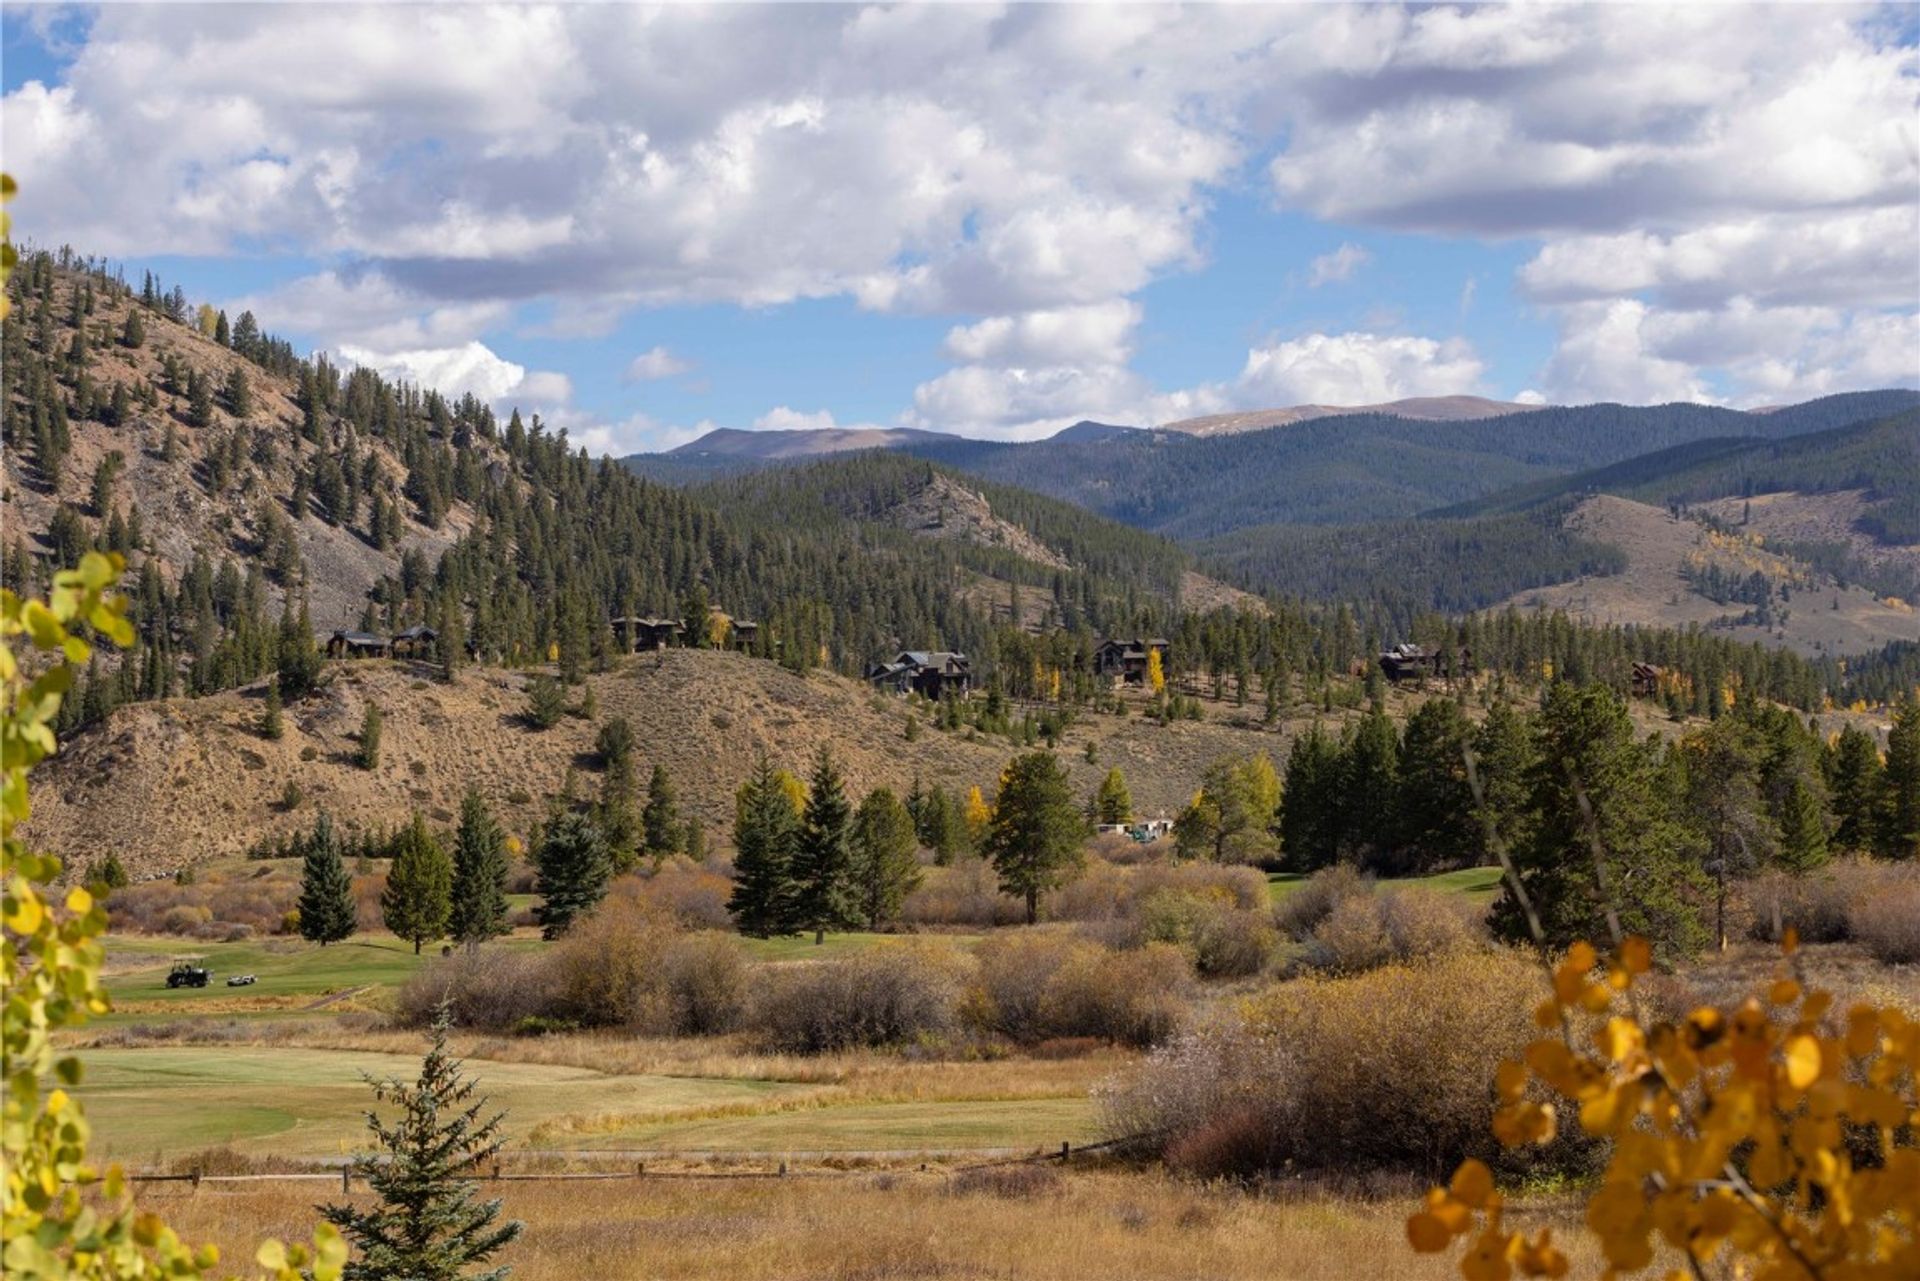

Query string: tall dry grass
1743 858 1920 964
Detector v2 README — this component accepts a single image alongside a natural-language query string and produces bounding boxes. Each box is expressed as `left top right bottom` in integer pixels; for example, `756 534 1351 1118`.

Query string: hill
670 424 956 459
1482 495 1917 657
26 648 1288 877
1159 394 1541 437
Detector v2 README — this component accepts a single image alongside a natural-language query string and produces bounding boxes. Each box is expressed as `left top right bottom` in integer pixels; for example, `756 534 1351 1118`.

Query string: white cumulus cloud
623 346 692 382
1236 332 1486 406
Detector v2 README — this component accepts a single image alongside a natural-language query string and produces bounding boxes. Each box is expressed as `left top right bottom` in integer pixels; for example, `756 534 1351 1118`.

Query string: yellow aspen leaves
1410 933 1920 1280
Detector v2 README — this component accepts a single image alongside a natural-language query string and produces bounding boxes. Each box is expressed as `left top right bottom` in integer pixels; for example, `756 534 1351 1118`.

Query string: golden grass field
139 1166 1606 1281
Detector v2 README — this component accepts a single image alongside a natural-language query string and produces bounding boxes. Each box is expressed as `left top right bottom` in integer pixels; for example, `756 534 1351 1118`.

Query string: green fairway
104 935 431 1008
77 1046 811 1160
1267 865 1504 904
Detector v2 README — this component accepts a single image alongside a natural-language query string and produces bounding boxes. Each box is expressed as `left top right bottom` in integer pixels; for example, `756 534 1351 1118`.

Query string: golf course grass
1265 865 1503 904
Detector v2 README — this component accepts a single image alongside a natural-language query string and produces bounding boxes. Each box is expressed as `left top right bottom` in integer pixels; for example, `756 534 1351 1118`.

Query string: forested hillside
898 392 1920 536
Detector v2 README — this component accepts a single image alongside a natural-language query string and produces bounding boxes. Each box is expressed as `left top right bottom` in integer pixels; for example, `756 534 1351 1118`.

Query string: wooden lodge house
326 629 389 659
867 651 974 700
391 625 438 658
612 616 685 652
1093 637 1169 686
1631 662 1663 699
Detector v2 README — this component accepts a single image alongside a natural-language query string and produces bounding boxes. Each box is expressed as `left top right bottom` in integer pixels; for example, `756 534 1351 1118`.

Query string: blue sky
4 4 1914 453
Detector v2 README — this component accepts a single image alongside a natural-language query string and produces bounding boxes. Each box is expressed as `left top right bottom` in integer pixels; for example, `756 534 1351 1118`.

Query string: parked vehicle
226 974 257 987
165 960 211 989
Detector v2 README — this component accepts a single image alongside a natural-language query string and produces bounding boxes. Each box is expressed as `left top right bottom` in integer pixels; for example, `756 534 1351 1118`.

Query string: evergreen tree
448 790 510 950
728 754 800 938
224 365 252 418
119 308 144 348
532 810 611 940
297 812 357 946
1174 753 1280 864
260 677 284 740
1393 697 1480 875
1495 683 1707 953
1776 774 1830 874
319 1010 523 1281
850 787 920 929
1279 722 1343 871
1470 700 1537 852
1680 716 1770 951
382 814 452 954
791 749 857 944
1341 706 1400 866
358 700 383 770
1094 767 1133 825
1883 701 1920 860
642 762 683 859
984 750 1085 924
187 369 214 428
277 594 322 698
524 674 565 729
1826 726 1885 853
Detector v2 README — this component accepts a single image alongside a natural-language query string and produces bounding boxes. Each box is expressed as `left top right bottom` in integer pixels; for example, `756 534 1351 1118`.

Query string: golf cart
165 956 211 989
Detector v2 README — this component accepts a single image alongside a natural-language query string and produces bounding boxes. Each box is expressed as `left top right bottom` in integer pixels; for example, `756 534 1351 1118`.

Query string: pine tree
532 810 611 940
641 763 683 859
1094 767 1132 825
260 676 284 740
728 754 800 938
851 787 920 929
1279 722 1343 871
524 674 565 729
985 751 1085 924
448 790 510 950
320 1010 523 1281
791 749 857 944
224 365 251 418
1826 726 1885 853
1393 697 1479 875
1495 683 1707 953
298 812 357 946
1882 701 1920 860
278 593 322 698
1341 706 1400 865
1776 774 1830 874
358 701 383 770
382 814 453 954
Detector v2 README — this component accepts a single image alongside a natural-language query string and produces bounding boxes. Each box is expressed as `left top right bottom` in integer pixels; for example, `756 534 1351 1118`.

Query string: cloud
1236 332 1486 406
623 345 692 382
1306 243 1371 288
941 301 1140 368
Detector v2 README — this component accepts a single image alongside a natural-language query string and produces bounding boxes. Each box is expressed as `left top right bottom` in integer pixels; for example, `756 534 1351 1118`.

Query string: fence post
778 1161 787 1178
636 1162 644 1180
1059 1142 1070 1163
492 1163 501 1182
341 1167 350 1195
190 1167 202 1191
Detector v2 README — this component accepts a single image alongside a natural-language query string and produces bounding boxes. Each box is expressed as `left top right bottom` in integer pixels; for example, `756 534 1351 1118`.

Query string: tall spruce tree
531 810 611 940
984 750 1085 924
1495 683 1708 953
728 754 800 938
850 787 921 929
448 790 510 950
382 814 453 955
260 676 284 740
791 749 857 944
297 812 356 946
1776 775 1830 874
1094 767 1133 825
1882 700 1920 860
1279 722 1343 871
1826 726 1885 853
320 1009 523 1281
642 762 683 859
1392 697 1479 875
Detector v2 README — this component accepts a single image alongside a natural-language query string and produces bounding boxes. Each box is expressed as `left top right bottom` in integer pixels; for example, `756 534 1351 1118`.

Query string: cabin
1093 637 1169 685
1631 662 1663 699
867 650 974 700
728 619 760 652
614 616 684 652
1378 642 1443 683
326 630 388 659
391 625 439 659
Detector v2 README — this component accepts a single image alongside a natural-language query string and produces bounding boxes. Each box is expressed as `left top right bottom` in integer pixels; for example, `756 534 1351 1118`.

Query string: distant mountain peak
1160 394 1546 437
1048 420 1143 444
668 425 954 459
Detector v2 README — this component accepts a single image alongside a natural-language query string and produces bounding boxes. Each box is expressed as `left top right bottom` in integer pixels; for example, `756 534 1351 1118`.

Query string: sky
3 2 1917 456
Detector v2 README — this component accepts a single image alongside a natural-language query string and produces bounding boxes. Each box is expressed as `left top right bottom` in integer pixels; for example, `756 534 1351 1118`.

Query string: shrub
969 934 1193 1047
750 946 962 1052
658 931 748 1034
1296 882 1484 974
634 857 734 929
1101 947 1562 1180
901 861 1026 928
396 948 557 1031
1191 907 1278 978
1272 864 1372 939
1850 873 1920 963
1742 867 1855 944
546 891 679 1030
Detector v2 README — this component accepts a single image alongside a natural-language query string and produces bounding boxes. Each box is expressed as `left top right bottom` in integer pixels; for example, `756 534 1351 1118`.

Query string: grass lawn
1267 865 1504 904
734 931 982 962
103 935 432 1010
561 1096 1095 1153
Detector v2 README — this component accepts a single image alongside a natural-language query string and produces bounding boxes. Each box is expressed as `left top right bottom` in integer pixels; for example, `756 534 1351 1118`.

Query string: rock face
888 473 1071 571
1161 395 1545 438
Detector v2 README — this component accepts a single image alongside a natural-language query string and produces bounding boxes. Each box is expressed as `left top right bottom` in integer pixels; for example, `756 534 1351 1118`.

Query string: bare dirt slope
889 473 1071 570
28 649 1293 877
1697 490 1920 587
1489 495 1918 657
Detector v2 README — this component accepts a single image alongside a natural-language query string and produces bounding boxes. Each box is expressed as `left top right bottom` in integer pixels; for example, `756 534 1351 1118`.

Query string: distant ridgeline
4 245 1916 744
